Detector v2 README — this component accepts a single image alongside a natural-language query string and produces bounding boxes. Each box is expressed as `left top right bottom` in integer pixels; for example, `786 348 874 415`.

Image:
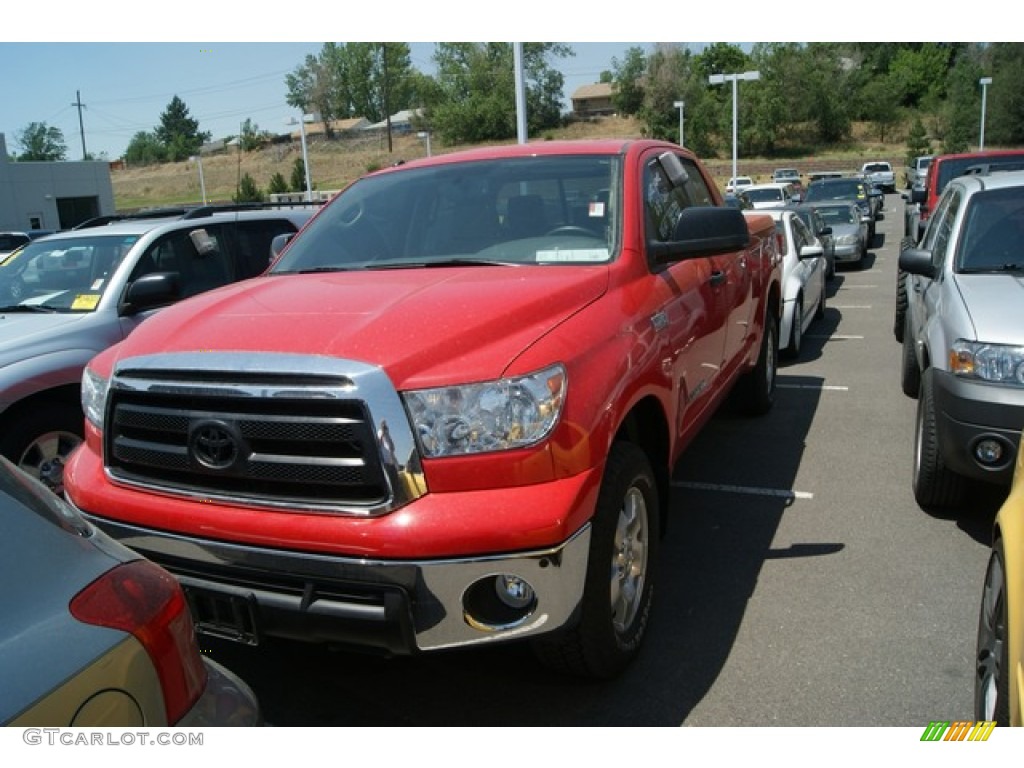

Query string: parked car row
890 160 1024 726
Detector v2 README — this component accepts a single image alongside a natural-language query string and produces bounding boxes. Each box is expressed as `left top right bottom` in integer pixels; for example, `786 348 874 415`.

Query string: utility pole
72 90 87 159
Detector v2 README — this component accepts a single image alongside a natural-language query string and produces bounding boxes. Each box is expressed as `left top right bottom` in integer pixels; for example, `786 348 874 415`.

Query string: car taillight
70 559 207 725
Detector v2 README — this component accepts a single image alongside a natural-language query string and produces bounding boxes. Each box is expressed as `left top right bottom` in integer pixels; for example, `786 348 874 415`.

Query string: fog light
495 575 534 609
975 439 1004 466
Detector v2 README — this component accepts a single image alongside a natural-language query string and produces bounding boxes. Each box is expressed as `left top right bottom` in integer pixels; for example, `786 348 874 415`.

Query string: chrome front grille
103 352 426 515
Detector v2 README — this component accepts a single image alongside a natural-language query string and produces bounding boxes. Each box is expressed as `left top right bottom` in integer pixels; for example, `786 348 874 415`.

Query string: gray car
899 169 1024 508
805 201 869 268
0 204 317 492
0 455 259 726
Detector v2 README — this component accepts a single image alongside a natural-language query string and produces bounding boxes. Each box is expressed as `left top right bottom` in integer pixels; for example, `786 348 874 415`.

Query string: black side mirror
119 271 180 315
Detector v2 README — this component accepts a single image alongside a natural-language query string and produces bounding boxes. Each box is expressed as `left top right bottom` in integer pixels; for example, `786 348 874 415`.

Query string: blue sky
0 41 649 160
0 3 965 161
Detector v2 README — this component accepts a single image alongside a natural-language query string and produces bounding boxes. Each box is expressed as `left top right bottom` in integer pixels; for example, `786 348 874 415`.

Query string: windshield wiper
373 258 522 269
0 304 57 313
961 263 1024 274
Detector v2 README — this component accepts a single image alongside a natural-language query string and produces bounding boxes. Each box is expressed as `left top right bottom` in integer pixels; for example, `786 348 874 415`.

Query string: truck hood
955 273 1024 344
116 267 610 388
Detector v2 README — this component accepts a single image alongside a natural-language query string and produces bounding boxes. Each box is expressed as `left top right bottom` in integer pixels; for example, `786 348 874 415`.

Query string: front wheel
912 370 967 509
784 298 803 359
976 540 1010 725
532 442 659 679
0 404 84 494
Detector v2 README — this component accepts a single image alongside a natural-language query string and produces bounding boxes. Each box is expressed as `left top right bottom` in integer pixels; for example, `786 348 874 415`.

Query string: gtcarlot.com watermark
22 729 203 747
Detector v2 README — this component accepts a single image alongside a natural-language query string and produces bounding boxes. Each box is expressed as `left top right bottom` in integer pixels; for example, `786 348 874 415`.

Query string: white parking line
831 304 873 309
806 334 863 340
838 285 878 289
673 480 814 500
777 383 849 391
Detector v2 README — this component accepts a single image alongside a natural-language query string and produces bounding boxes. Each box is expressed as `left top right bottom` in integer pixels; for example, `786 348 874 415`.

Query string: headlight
402 364 566 458
950 341 1024 384
81 367 110 428
835 234 859 245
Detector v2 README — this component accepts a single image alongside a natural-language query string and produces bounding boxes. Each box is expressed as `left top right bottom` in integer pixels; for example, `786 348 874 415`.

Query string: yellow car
976 433 1024 725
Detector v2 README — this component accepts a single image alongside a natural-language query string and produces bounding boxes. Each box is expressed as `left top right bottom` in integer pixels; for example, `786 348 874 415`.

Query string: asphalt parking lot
201 194 1004 726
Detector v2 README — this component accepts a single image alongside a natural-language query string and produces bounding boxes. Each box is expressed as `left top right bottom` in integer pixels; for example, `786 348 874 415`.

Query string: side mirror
799 244 824 260
898 247 937 279
270 232 295 262
651 207 750 264
119 271 180 315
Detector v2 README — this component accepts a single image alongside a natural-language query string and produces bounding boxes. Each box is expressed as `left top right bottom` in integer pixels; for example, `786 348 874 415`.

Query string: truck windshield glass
0 235 139 311
271 155 622 273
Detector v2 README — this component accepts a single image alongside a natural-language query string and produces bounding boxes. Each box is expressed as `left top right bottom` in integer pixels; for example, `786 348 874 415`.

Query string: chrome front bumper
74 508 591 654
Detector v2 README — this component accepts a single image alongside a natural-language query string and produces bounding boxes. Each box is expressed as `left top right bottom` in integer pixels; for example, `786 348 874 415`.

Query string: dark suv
803 176 882 243
0 203 319 491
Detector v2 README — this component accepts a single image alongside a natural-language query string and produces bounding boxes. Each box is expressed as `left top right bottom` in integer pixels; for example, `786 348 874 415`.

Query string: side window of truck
643 154 715 252
130 226 232 299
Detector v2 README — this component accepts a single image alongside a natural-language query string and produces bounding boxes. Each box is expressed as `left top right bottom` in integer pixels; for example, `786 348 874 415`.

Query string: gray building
1 133 115 232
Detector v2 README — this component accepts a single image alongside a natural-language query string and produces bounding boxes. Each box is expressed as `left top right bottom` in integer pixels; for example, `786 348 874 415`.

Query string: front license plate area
183 585 260 646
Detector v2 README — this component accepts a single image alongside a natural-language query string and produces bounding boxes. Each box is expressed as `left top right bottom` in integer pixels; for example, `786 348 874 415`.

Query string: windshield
805 180 864 202
272 154 622 273
746 188 783 203
815 204 858 225
956 187 1024 272
0 234 139 311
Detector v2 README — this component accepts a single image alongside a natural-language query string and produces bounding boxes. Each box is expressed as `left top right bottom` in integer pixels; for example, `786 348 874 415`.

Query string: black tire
976 540 1010 725
894 237 913 343
784 298 803 359
0 403 84 494
734 307 778 416
912 370 967 509
532 442 659 679
900 315 920 398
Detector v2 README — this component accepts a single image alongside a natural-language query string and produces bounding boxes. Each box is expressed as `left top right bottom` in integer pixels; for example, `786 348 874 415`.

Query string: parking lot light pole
286 114 313 201
673 100 685 147
979 77 993 151
189 155 207 204
709 70 760 186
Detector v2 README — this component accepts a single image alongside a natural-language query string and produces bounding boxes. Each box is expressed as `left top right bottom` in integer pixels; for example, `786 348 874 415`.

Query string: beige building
571 83 615 117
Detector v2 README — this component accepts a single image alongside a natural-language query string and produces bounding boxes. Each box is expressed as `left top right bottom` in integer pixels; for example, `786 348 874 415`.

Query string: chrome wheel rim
18 430 82 494
610 485 649 636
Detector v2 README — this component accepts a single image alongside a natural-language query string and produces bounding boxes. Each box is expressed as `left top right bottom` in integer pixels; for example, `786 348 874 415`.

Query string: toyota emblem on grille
189 420 241 470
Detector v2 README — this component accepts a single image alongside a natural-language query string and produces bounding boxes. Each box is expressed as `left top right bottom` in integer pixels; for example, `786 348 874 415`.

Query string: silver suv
898 170 1024 508
0 204 317 491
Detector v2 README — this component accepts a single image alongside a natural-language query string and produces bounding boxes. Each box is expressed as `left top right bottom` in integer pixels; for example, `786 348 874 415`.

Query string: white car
724 176 753 194
743 182 799 210
759 209 827 358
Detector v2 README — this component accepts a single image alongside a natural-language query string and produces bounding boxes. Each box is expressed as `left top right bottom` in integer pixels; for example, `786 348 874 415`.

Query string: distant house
571 83 615 117
362 109 424 134
297 117 370 140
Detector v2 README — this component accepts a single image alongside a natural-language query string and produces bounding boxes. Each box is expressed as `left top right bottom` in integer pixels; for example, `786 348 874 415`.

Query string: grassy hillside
112 116 911 211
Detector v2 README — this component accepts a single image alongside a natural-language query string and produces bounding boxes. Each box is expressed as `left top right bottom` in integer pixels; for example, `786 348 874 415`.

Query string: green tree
234 172 263 203
290 158 308 193
425 43 571 144
268 172 289 196
905 117 931 165
124 130 165 166
15 122 67 161
156 96 210 162
286 42 417 135
239 119 268 152
987 43 1024 145
860 77 902 143
610 46 647 116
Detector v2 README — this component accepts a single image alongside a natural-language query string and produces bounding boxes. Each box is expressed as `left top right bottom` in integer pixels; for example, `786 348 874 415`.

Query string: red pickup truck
64 139 781 678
